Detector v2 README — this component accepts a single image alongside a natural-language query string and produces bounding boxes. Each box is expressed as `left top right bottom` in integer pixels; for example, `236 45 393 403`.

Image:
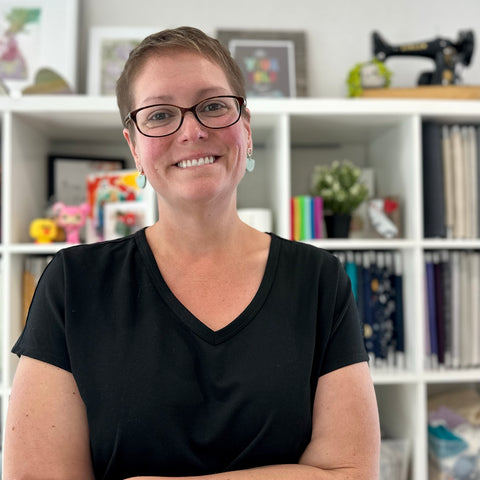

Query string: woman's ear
123 128 139 163
243 107 253 151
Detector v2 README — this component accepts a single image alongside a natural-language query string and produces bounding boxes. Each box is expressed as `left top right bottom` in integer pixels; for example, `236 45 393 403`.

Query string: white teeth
177 156 215 168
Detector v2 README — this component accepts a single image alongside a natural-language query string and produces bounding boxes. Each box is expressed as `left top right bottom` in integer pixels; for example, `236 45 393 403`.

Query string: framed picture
103 201 148 240
48 155 126 206
0 0 78 95
87 27 158 95
86 169 151 243
217 29 307 97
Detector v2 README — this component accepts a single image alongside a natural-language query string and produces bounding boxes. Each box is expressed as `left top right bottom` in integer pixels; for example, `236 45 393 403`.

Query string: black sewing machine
372 30 475 85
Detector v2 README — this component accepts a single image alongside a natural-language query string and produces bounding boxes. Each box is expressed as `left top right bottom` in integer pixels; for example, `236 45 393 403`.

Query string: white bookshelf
1 95 479 479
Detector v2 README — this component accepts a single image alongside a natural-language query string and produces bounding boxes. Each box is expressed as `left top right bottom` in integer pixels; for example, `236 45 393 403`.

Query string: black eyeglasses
124 95 245 138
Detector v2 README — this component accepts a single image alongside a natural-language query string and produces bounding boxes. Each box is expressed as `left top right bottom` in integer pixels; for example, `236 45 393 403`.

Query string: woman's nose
177 111 208 141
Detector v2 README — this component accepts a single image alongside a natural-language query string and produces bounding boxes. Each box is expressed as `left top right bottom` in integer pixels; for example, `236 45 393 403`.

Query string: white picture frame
103 201 148 240
0 0 78 95
87 26 157 96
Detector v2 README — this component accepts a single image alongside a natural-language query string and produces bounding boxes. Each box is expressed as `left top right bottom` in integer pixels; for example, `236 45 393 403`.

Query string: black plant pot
324 214 352 238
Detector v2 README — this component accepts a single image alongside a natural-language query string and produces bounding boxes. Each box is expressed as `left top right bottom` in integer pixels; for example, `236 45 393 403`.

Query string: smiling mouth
176 156 215 169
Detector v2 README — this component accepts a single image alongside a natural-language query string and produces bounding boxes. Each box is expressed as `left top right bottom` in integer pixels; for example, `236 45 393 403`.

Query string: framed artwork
217 29 307 97
87 26 157 95
48 155 126 206
0 0 78 95
86 169 149 243
103 201 148 240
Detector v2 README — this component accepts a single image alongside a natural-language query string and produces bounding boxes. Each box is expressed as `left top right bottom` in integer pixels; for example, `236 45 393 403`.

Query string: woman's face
123 50 252 210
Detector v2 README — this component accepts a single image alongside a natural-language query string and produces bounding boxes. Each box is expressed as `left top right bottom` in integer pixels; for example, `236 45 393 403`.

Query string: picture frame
103 201 149 241
217 29 307 97
0 0 78 95
87 26 158 95
48 155 126 206
86 169 151 243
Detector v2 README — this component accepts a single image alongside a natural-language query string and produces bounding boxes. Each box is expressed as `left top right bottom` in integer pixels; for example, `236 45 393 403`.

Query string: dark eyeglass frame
124 95 246 138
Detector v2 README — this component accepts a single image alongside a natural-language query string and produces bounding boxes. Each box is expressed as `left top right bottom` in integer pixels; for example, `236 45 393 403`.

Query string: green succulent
311 160 369 215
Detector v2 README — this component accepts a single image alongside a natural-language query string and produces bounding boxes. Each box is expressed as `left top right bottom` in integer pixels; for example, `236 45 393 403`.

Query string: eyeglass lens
134 96 241 137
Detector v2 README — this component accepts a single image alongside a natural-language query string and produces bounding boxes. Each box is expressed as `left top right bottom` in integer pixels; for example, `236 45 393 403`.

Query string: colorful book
313 196 323 239
290 195 323 241
300 195 312 240
292 196 302 240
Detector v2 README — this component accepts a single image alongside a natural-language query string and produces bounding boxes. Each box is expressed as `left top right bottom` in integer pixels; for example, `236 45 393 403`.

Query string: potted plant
311 160 369 238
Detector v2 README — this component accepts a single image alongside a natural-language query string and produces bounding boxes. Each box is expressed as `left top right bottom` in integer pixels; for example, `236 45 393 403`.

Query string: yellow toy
29 218 59 243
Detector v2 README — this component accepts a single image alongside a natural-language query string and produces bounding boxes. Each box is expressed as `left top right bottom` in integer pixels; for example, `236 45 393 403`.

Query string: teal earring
246 148 255 173
136 168 147 189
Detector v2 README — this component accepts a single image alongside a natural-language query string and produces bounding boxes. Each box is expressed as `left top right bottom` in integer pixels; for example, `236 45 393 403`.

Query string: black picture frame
48 155 126 205
217 29 307 97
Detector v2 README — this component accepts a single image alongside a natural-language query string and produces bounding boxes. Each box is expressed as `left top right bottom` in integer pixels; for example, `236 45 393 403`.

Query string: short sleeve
12 253 72 372
317 257 369 377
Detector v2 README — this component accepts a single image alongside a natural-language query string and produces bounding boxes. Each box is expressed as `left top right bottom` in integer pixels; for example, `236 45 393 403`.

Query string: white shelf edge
6 238 480 254
6 243 71 255
421 369 480 383
0 95 479 117
302 238 417 250
249 97 480 117
422 239 480 249
371 370 419 385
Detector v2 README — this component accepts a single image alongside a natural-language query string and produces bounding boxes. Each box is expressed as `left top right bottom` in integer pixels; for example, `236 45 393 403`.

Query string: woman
4 27 380 479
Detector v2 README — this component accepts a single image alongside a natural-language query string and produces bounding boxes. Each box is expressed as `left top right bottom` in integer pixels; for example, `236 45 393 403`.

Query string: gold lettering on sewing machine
400 42 428 52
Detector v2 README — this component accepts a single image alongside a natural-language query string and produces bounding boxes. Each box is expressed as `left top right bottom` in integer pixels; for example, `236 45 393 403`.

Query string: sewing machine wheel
458 30 475 66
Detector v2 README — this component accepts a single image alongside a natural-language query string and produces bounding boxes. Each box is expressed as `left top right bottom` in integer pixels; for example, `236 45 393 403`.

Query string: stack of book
422 122 480 238
334 250 405 370
290 195 323 241
424 250 480 369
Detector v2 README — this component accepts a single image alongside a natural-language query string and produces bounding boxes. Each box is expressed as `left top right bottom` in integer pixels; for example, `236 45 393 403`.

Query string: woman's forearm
124 463 358 480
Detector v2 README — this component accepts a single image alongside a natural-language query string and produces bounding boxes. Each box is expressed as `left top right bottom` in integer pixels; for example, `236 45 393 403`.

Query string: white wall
78 0 480 97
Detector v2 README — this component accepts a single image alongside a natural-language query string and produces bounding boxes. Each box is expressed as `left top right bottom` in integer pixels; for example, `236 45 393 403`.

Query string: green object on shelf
346 58 393 97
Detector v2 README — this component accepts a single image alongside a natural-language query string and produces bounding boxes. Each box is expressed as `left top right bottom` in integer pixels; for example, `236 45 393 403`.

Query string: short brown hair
116 26 246 128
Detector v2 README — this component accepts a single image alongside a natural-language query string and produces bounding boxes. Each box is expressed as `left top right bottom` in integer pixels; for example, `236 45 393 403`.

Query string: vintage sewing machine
372 30 475 86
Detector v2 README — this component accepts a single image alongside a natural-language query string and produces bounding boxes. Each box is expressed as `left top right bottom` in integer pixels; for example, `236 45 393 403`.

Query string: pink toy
52 202 90 244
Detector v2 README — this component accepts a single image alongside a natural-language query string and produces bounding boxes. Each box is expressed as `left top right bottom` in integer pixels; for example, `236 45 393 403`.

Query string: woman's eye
201 101 227 114
144 107 178 124
149 111 171 122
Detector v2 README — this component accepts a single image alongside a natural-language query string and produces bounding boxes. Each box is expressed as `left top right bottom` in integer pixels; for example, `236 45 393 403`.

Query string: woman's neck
146 200 246 258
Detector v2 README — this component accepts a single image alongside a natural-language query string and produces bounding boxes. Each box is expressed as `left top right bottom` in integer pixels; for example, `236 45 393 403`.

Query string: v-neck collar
135 228 280 345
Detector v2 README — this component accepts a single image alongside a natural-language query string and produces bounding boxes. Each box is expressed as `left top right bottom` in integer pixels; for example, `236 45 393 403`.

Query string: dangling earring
136 167 147 189
246 148 255 173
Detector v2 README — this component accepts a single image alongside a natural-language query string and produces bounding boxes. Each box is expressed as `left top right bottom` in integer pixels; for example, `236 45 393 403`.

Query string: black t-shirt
13 230 368 479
